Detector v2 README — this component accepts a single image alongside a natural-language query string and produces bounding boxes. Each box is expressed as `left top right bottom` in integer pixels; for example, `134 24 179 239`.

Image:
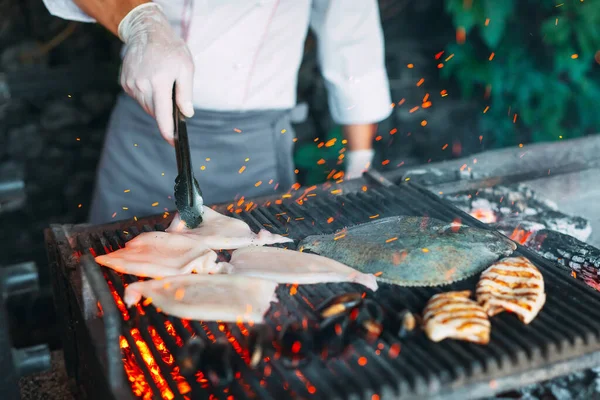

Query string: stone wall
1 0 122 347
1 0 120 277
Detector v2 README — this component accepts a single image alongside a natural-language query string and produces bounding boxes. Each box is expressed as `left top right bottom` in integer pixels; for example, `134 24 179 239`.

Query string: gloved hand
345 149 375 180
118 3 195 145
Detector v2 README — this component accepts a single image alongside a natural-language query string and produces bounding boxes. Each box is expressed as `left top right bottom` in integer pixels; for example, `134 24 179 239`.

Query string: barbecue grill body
45 227 134 400
45 182 600 400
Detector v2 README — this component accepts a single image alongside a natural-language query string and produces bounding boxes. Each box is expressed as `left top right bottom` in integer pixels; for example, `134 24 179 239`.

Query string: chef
43 0 393 224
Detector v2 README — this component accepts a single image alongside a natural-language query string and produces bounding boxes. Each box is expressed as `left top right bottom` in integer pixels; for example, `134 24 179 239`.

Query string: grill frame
45 182 600 400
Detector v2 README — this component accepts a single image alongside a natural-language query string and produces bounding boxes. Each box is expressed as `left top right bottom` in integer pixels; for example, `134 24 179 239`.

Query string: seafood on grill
298 216 516 286
422 290 491 345
166 207 292 249
94 233 231 278
123 274 278 323
476 256 546 324
227 246 378 291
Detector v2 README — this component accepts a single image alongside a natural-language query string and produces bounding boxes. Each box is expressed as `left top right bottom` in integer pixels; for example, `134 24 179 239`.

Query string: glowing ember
106 279 130 321
106 280 196 397
164 321 183 347
148 326 191 395
509 228 533 245
295 370 316 394
121 329 175 400
469 208 497 224
219 323 251 363
120 336 154 400
389 343 401 358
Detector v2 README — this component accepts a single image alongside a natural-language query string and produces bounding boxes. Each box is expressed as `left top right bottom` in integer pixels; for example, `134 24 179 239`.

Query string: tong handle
172 85 194 202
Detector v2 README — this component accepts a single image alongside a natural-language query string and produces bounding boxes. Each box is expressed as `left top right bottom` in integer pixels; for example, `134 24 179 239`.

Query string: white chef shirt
42 0 392 125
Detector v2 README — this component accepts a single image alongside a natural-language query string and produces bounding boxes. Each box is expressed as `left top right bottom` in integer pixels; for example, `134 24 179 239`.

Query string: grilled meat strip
422 290 491 345
476 256 545 324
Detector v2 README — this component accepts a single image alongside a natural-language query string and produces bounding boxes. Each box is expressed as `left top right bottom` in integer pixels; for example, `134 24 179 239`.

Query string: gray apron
89 93 296 225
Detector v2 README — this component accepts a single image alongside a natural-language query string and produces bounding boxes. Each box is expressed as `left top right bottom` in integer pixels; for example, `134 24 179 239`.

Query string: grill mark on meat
425 298 476 310
476 256 545 324
479 287 540 297
422 290 490 345
425 308 488 322
456 321 489 331
486 268 538 278
477 279 540 290
440 314 489 324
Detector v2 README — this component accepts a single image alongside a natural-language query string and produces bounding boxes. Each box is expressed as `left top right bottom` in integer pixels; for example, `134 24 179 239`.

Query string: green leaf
440 0 598 149
445 0 480 33
541 17 571 46
575 24 596 56
293 143 319 169
479 0 515 48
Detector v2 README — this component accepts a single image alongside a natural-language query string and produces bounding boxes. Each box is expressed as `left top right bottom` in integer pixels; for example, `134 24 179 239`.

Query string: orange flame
509 228 533 245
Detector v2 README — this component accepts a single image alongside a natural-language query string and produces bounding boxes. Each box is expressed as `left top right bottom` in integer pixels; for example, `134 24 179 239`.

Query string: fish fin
376 269 480 287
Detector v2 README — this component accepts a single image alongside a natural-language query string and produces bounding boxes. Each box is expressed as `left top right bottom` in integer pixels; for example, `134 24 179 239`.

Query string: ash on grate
442 184 592 242
442 183 599 291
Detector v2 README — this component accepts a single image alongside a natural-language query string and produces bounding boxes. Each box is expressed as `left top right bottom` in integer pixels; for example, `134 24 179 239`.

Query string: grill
45 181 600 400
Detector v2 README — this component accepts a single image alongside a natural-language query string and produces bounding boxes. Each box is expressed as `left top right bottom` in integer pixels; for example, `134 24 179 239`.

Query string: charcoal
0 126 6 160
0 100 34 130
80 91 116 118
1 41 48 72
63 171 94 208
40 100 91 132
0 2 26 48
85 128 107 147
526 229 600 291
0 160 25 189
7 123 44 161
31 147 72 186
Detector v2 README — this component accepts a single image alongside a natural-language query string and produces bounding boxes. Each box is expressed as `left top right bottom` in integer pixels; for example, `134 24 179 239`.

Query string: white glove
118 3 195 145
345 149 375 180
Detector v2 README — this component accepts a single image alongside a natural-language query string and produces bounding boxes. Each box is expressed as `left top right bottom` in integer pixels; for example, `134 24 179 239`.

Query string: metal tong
172 85 204 228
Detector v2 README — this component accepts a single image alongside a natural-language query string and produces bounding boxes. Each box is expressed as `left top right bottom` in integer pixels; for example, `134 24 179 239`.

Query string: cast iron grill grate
56 183 600 399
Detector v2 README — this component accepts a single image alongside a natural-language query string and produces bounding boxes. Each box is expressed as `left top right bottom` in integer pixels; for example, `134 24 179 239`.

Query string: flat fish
124 274 279 324
167 207 293 249
227 247 378 291
298 216 517 287
422 290 491 345
476 256 545 324
95 232 231 278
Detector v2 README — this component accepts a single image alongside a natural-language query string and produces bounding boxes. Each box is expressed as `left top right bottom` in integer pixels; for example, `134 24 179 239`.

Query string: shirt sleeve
42 0 96 23
309 0 392 125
